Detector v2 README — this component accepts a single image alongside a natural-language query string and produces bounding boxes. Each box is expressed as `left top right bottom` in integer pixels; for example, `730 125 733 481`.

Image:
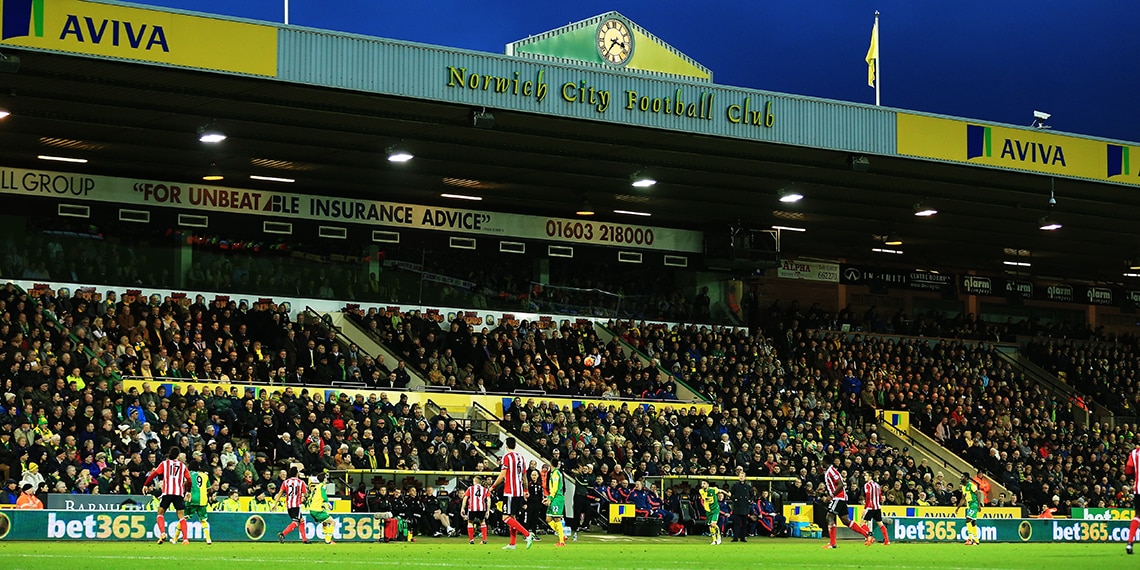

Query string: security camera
1048 196 1057 206
1033 110 1051 121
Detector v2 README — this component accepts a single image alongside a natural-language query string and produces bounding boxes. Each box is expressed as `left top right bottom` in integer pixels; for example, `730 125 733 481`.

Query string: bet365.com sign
890 517 1132 543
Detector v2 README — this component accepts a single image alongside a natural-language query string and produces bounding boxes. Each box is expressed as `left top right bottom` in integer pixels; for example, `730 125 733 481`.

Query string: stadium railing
646 475 798 497
592 321 710 403
816 326 1108 420
319 308 430 390
117 377 709 429
330 469 498 495
995 348 1107 425
876 410 1010 499
423 397 499 464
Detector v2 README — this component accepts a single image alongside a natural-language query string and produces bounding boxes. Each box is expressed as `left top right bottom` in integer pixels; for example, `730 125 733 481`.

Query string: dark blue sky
131 0 1139 142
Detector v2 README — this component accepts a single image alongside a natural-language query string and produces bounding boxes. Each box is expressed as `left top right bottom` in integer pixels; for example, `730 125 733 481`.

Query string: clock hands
606 36 627 57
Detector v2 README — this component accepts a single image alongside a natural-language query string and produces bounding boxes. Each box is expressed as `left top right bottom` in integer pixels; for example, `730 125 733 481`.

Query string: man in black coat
729 469 754 542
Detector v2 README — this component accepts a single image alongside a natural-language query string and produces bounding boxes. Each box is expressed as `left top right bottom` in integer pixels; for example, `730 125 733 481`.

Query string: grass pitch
0 534 1129 569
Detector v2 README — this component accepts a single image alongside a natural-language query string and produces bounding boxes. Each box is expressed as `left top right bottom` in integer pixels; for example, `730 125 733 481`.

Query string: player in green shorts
699 481 730 545
184 461 212 545
543 459 567 547
307 472 336 544
957 473 982 545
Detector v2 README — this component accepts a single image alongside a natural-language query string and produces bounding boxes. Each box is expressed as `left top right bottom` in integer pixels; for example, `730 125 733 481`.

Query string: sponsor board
120 379 711 419
890 517 1133 543
1070 507 1135 521
881 506 1021 519
0 510 398 541
777 259 839 283
839 266 951 292
880 411 909 433
0 0 277 76
898 113 1140 187
45 494 151 511
960 276 992 296
0 166 702 253
839 268 1124 307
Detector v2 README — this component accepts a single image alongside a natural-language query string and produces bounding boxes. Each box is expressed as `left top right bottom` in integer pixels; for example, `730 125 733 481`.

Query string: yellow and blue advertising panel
0 0 277 76
608 503 636 523
898 113 1140 186
882 506 1022 519
883 410 909 432
121 379 712 419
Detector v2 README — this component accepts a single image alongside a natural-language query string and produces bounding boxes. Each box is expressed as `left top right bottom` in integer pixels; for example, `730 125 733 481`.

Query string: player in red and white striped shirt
462 475 490 545
861 472 890 546
821 462 870 549
1125 445 1140 554
492 437 532 550
275 467 310 544
144 447 191 545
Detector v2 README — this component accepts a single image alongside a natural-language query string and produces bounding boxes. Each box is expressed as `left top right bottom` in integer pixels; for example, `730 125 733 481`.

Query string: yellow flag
865 19 879 87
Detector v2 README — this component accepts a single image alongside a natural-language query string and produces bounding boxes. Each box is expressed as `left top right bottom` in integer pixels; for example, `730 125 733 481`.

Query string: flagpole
874 11 880 107
285 0 290 25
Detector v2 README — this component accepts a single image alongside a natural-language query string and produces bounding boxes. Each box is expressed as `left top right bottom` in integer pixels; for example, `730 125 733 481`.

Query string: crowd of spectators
596 314 1138 518
1025 338 1140 416
758 300 1098 343
2 229 174 290
4 266 1140 537
0 282 485 505
3 225 714 322
344 306 676 400
6 282 395 388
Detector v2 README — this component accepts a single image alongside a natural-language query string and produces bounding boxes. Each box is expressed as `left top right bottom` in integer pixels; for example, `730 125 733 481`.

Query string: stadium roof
1 4 1138 283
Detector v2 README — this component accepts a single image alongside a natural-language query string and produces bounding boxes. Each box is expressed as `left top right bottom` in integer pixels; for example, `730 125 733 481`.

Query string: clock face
597 18 633 66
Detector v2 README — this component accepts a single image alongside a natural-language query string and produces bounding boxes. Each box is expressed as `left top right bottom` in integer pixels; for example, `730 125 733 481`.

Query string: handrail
424 398 495 465
595 321 710 404
995 349 1109 424
332 308 433 388
492 406 590 489
333 469 499 476
471 401 501 421
879 419 956 472
644 474 797 497
877 411 1009 497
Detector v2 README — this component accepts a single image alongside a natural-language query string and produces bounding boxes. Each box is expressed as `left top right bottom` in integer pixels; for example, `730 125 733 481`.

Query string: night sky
131 0 1139 142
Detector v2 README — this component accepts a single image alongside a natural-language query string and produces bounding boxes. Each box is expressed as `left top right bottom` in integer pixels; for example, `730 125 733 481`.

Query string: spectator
16 483 43 509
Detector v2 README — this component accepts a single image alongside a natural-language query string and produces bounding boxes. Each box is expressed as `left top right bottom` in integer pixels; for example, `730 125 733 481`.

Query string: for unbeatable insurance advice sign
0 166 703 253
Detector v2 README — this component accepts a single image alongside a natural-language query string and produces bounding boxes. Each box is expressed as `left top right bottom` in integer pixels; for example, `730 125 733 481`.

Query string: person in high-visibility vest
16 484 43 509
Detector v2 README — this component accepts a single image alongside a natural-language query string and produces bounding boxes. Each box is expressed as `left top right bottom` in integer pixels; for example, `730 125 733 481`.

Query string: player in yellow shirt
957 474 982 545
307 472 336 544
183 461 212 545
543 459 567 547
698 481 732 545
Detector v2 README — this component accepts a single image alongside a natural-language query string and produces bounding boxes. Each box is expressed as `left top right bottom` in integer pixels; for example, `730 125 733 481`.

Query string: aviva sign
898 113 1140 187
0 0 276 76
